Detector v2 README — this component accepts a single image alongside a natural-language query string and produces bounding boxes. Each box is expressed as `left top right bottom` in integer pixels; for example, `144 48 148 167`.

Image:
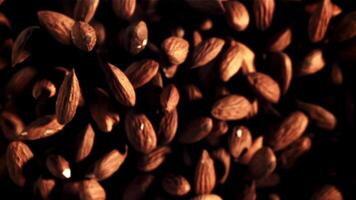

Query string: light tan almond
192 37 225 68
194 150 216 195
125 59 159 88
211 94 252 121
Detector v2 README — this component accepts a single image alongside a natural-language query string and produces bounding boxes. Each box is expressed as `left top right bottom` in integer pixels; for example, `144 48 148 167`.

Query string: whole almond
88 146 128 181
100 61 136 107
160 84 180 112
179 117 213 144
311 185 343 200
11 26 39 67
192 37 225 68
6 141 34 187
123 174 155 200
253 0 275 31
268 27 292 52
137 146 171 172
73 0 99 22
79 179 106 200
229 126 252 160
248 147 276 179
280 136 312 169
219 42 243 82
32 79 57 99
112 0 136 21
37 11 75 45
269 111 309 151
56 69 81 124
298 49 325 76
34 177 56 200
247 72 281 104
124 111 157 154
212 148 231 184
157 109 178 145
162 174 191 196
194 150 216 195
125 59 159 88
297 101 336 131
211 94 252 121
18 115 64 140
75 123 95 162
269 52 292 94
118 21 148 55
5 66 38 98
308 0 333 42
191 194 223 200
224 1 249 32
0 111 25 140
71 21 97 52
46 154 71 179
161 36 189 65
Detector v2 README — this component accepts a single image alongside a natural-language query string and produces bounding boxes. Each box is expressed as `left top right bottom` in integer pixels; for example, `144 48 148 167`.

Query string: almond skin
191 194 223 200
46 154 71 179
124 111 157 154
157 109 178 145
160 84 180 112
34 177 56 200
125 59 159 88
269 111 309 151
248 147 276 179
75 124 95 163
73 0 100 22
137 146 171 172
253 0 275 31
192 37 225 68
269 52 293 94
268 27 292 52
123 174 155 200
179 117 213 144
229 126 252 160
212 148 231 184
224 1 249 32
240 136 264 165
112 0 136 21
12 26 39 67
18 115 64 140
219 43 243 82
311 185 343 200
280 136 312 169
298 49 325 76
6 141 34 187
162 36 189 65
79 179 106 200
206 120 229 146
331 11 356 43
162 174 191 196
32 79 57 99
308 0 333 43
247 72 281 104
37 11 75 45
71 21 97 52
211 94 252 121
0 111 25 140
194 150 216 195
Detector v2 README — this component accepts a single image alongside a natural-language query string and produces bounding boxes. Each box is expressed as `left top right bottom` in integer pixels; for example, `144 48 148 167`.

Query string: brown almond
179 117 213 144
0 111 25 140
124 111 157 154
37 11 75 45
219 42 243 82
150 71 164 88
113 0 136 21
160 84 180 112
100 61 136 107
194 150 216 195
211 94 252 121
269 111 309 151
56 69 81 124
137 146 171 172
162 174 191 196
297 101 336 131
46 154 71 179
280 136 312 169
212 148 231 184
268 27 292 52
192 37 225 68
119 21 148 55
161 36 189 65
185 0 225 14
240 136 264 165
88 146 128 181
298 49 325 76
32 79 57 99
247 72 281 104
256 173 280 188
5 66 38 98
162 64 179 79
90 88 120 133
34 177 56 200
73 0 99 22
6 141 34 187
157 109 178 145
62 182 81 200
91 20 106 46
308 0 333 42
11 26 39 67
269 52 292 94
311 185 343 200
248 147 276 179
331 11 356 43
18 115 64 140
253 0 275 31
229 126 252 160
199 18 213 32
125 59 159 88
185 84 203 101
79 179 106 200
75 124 95 163
330 63 343 85
193 30 203 47
191 194 223 200
123 174 155 200
224 1 249 32
206 120 229 146
71 21 97 52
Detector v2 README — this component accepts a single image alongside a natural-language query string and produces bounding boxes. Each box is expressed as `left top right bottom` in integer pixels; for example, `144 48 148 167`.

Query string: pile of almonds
0 0 355 199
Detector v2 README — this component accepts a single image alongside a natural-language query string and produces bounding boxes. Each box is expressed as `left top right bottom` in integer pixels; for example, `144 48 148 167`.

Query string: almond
157 109 178 145
75 123 95 163
212 148 231 184
161 36 189 65
247 72 281 104
32 79 57 99
331 11 356 43
160 84 180 112
298 49 325 76
11 26 39 67
46 154 71 179
311 185 343 200
253 0 275 30
269 52 292 94
219 42 243 82
18 115 64 140
211 94 252 121
194 150 216 194
5 66 38 98
71 21 97 52
125 59 159 88
240 136 264 165
137 146 171 172
179 117 213 144
280 136 312 169
308 0 333 42
79 179 106 200
268 27 292 52
112 0 136 21
123 174 155 200
34 177 56 200
73 0 99 22
224 1 249 32
229 126 252 160
206 120 229 146
0 111 25 140
192 37 225 68
248 147 276 179
118 21 148 55
191 194 222 200
162 174 191 196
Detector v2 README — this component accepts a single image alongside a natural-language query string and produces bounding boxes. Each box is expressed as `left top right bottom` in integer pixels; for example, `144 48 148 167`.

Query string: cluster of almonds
0 0 355 199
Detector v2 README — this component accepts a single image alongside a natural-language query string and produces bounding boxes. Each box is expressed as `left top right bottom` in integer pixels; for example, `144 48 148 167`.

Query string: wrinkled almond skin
123 174 155 200
18 115 64 140
162 174 191 196
12 26 39 67
253 0 275 31
298 49 325 76
248 147 276 179
89 146 128 181
229 126 252 160
211 94 252 121
297 101 336 131
191 194 223 200
6 141 34 187
56 69 81 124
219 43 243 82
125 59 159 88
308 0 333 43
113 0 136 21
75 124 95 162
225 1 249 32
311 185 343 200
192 37 225 68
212 148 231 184
158 109 178 145
160 84 180 112
162 36 189 65
37 11 75 45
194 150 216 195
269 111 309 151
125 111 157 154
280 136 312 169
71 21 97 52
137 146 171 172
46 154 71 180
73 0 99 22
79 179 106 200
247 72 281 104
179 117 213 144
